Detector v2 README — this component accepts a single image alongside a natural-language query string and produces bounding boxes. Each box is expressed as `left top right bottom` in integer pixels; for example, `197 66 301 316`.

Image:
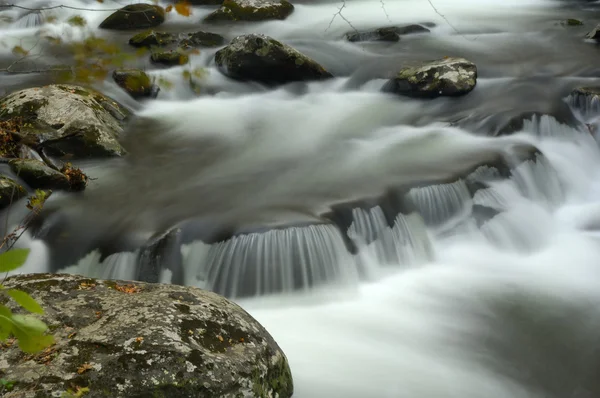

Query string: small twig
326 1 358 34
380 0 392 24
425 0 474 41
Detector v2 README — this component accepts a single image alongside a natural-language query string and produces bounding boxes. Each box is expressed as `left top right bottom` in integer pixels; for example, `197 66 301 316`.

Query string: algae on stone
99 4 165 30
215 34 332 85
112 69 154 99
0 273 294 398
8 159 70 191
205 0 294 22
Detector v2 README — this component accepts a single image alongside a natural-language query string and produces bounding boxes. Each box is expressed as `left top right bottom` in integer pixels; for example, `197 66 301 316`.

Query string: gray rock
151 50 190 66
0 85 128 158
215 34 332 85
0 273 294 398
383 57 477 98
0 175 27 210
345 24 430 42
586 23 600 40
180 31 226 48
205 0 294 22
99 4 165 30
8 158 70 191
128 30 179 48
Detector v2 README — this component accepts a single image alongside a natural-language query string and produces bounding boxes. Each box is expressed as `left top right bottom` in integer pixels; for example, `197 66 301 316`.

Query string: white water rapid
3 0 600 397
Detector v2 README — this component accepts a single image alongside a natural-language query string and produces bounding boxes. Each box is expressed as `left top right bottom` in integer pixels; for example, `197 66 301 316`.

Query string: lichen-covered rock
0 85 128 158
585 23 600 40
151 50 190 66
215 34 332 85
0 273 294 398
345 24 430 42
383 57 477 98
180 31 226 48
128 30 178 48
112 69 156 99
8 158 70 190
99 4 165 30
205 0 294 22
0 175 27 209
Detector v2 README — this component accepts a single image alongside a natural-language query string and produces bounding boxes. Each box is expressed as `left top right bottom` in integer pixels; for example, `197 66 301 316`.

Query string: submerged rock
99 4 165 30
205 0 294 22
0 273 294 398
0 85 128 158
112 69 156 99
8 159 70 190
151 50 190 66
0 175 27 210
128 30 178 48
180 31 226 48
383 57 477 98
345 24 430 42
215 34 332 85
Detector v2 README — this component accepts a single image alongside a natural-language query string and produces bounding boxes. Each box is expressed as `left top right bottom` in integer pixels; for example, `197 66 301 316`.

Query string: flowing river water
4 0 600 397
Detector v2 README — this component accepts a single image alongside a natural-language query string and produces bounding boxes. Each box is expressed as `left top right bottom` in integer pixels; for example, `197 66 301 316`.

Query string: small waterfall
181 224 358 298
12 11 46 28
405 180 473 227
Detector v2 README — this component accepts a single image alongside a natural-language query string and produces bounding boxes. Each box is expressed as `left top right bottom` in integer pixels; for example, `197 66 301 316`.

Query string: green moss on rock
99 4 165 30
112 69 154 99
205 0 294 22
8 159 70 191
0 175 27 210
151 51 190 66
129 30 178 48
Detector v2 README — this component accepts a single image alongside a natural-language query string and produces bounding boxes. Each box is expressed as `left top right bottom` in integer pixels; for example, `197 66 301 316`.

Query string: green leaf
11 314 53 353
0 306 13 340
7 290 43 314
0 249 30 272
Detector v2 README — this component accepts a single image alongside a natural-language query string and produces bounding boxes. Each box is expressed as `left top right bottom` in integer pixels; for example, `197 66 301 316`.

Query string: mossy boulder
0 85 128 159
345 24 430 42
0 273 294 398
383 57 477 98
151 50 190 66
205 0 294 22
128 30 178 48
0 175 27 210
99 4 165 30
112 69 156 99
215 34 332 85
8 159 70 190
563 18 583 26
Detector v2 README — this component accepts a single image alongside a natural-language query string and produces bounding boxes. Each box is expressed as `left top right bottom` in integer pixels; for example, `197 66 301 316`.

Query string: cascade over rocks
0 273 294 398
383 57 477 98
205 0 294 22
99 4 166 30
345 24 431 42
215 34 332 85
0 85 128 158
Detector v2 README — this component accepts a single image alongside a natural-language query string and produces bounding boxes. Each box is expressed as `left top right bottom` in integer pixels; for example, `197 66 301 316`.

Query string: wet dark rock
0 85 128 159
205 0 294 22
0 273 294 398
128 30 178 48
99 4 165 30
8 159 70 191
215 34 332 85
383 57 477 98
151 50 190 66
112 69 156 99
0 175 27 210
585 23 600 40
345 24 430 42
136 228 184 284
180 31 226 48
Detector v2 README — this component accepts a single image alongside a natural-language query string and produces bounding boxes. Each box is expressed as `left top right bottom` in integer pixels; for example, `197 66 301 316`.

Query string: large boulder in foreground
0 273 294 398
205 0 294 22
383 57 477 98
0 85 128 158
99 4 165 30
215 34 332 85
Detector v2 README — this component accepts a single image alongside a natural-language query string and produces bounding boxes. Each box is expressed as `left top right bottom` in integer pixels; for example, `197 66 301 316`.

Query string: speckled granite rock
0 273 294 398
383 57 477 98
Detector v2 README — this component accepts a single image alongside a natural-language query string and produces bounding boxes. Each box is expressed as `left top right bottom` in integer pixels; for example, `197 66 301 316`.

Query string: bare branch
326 1 358 34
